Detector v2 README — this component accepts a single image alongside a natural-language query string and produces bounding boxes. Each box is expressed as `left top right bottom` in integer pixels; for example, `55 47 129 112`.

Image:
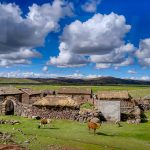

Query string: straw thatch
33 96 79 107
57 87 92 95
0 87 22 95
20 88 41 95
97 91 131 100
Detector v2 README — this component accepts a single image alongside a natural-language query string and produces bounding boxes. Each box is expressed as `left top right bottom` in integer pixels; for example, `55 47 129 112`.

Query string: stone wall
15 103 79 120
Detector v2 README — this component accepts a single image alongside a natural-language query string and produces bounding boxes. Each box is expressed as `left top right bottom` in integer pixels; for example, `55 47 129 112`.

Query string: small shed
20 88 41 104
0 87 23 115
95 91 134 121
56 87 93 104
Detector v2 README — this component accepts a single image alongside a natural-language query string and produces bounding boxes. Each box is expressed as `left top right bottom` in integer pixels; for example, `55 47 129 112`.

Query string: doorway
5 100 14 115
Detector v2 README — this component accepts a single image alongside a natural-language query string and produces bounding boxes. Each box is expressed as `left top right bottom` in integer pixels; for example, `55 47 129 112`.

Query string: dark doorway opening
5 100 14 115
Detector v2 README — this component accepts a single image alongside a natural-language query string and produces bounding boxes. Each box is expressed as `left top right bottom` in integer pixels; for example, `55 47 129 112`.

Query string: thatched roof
0 87 23 95
97 91 131 100
33 96 78 107
20 88 41 96
57 87 92 95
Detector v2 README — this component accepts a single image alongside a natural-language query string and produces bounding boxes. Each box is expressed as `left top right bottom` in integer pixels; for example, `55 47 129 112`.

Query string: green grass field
0 78 40 84
15 84 150 98
0 114 150 150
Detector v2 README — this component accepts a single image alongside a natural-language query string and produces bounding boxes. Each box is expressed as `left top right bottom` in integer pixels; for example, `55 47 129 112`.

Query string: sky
0 0 150 80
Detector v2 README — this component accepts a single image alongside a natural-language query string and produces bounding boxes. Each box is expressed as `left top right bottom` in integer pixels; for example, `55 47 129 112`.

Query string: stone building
19 88 41 104
56 87 93 104
0 87 23 115
95 91 135 121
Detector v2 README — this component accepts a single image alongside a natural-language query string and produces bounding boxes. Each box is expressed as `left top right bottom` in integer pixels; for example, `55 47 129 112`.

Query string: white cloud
49 51 88 67
86 74 102 79
96 63 111 69
81 0 101 13
0 48 41 67
65 73 84 79
0 71 85 79
136 38 150 67
42 66 48 72
91 44 135 68
140 76 150 81
0 71 59 78
49 13 134 68
124 76 150 81
0 1 73 67
128 70 137 74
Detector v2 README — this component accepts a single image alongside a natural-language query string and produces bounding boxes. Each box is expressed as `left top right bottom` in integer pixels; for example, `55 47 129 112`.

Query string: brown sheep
38 119 52 128
87 121 101 135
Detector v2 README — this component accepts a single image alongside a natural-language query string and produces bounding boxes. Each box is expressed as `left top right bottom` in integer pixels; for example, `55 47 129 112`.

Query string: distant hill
30 76 150 85
0 76 150 85
0 77 40 84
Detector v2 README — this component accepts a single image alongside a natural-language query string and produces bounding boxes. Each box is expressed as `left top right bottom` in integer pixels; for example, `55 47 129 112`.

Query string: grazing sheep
38 119 52 128
87 121 101 135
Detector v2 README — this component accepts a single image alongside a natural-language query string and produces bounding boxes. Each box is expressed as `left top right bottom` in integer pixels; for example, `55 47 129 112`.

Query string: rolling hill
0 76 150 85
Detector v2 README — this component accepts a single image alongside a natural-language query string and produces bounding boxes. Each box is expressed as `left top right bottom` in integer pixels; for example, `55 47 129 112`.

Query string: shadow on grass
96 132 116 136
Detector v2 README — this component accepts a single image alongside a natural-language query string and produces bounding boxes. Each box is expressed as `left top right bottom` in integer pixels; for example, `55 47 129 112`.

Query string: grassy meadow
0 114 150 150
15 84 150 98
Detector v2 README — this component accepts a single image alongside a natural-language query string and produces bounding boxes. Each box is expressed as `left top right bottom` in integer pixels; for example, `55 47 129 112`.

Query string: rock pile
0 119 21 125
74 109 101 123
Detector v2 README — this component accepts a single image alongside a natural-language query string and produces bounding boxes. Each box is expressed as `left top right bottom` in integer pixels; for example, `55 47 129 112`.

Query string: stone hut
31 95 79 119
95 91 135 121
19 88 41 104
56 87 93 104
0 87 23 115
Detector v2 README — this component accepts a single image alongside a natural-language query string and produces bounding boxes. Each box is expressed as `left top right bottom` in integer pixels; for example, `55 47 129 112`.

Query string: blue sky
0 0 150 80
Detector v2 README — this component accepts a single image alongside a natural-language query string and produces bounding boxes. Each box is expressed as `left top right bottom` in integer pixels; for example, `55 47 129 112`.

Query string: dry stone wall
14 103 101 123
15 103 79 120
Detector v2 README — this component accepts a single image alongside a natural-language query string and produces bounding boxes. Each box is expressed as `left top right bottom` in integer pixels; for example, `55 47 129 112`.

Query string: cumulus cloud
0 1 73 67
91 44 135 68
81 0 101 13
136 38 150 67
50 13 134 68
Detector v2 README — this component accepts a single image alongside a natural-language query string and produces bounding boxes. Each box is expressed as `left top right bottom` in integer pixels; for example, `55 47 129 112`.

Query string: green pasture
0 114 150 150
15 84 150 98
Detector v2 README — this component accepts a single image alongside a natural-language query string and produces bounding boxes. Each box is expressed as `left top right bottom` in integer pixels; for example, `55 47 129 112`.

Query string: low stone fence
14 103 101 123
15 103 79 120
